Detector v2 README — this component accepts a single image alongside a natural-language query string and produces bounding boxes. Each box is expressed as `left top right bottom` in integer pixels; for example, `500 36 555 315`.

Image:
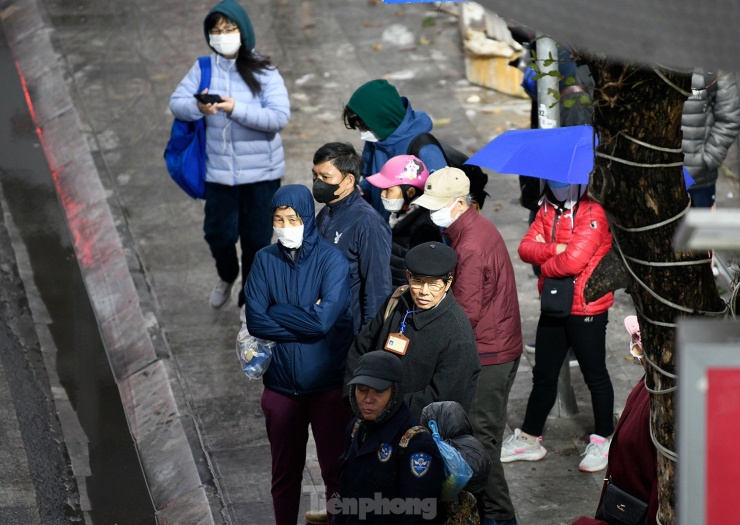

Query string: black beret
348 351 403 390
404 241 458 277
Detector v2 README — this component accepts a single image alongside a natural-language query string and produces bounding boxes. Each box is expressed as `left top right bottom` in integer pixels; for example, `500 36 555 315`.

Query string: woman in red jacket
501 180 615 473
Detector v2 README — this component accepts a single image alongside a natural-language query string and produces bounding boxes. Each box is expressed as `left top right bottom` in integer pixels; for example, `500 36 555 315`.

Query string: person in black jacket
365 155 442 287
334 351 445 524
345 242 481 417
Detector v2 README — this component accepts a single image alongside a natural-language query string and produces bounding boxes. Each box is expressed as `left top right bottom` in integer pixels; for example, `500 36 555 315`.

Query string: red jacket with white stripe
518 194 613 316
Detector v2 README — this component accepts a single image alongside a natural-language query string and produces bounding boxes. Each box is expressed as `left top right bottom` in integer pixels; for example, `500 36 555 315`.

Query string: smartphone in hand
195 93 223 104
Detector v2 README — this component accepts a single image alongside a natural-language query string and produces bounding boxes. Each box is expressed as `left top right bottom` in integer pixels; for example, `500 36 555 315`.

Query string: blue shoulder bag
164 56 211 199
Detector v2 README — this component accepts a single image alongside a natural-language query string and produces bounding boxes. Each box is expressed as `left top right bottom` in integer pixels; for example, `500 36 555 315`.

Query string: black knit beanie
346 80 406 141
204 0 256 52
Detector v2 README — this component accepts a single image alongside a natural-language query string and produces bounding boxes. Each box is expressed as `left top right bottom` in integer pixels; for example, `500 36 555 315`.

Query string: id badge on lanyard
384 309 419 356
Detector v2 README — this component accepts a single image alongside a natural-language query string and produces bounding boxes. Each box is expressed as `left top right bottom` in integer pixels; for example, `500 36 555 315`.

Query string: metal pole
536 35 578 418
535 35 560 130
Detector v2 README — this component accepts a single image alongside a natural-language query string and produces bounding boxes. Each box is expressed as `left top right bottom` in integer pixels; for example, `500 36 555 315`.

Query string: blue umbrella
466 125 695 188
466 125 594 184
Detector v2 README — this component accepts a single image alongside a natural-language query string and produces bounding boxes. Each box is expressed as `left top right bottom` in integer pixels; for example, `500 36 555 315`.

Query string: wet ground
0 22 154 525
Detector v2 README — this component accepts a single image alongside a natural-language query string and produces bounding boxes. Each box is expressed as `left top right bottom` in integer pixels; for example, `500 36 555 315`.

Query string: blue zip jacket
245 185 354 395
316 190 392 334
359 98 447 220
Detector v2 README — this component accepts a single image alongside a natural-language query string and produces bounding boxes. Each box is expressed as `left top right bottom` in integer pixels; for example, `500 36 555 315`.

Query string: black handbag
540 206 576 318
540 277 575 318
595 479 649 525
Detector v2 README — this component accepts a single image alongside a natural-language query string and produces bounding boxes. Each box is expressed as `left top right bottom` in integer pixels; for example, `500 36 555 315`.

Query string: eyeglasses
407 274 447 292
210 25 240 35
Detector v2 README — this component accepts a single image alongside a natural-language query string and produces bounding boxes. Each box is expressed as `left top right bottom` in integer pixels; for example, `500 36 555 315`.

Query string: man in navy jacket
312 142 392 333
245 184 355 525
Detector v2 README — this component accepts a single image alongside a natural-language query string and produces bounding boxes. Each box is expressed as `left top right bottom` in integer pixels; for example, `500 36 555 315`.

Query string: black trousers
522 311 614 438
203 179 280 302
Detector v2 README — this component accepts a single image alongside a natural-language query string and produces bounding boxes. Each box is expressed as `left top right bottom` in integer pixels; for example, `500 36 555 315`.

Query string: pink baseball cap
366 155 429 190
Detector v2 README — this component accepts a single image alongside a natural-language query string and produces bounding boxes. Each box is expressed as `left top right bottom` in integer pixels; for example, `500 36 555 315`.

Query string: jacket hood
204 0 256 52
378 99 433 148
349 383 403 429
272 185 319 258
347 80 406 141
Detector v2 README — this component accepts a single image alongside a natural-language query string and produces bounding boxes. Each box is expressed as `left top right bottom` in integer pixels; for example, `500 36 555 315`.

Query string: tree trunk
582 56 726 525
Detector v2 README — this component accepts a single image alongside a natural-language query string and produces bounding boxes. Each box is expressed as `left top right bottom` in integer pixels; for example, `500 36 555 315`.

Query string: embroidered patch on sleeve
378 443 393 463
590 221 598 229
410 452 432 478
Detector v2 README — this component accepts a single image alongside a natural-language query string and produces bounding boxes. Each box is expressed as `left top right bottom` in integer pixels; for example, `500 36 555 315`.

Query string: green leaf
579 94 590 105
547 70 561 77
547 88 561 101
563 98 576 108
543 58 555 67
532 72 546 81
565 76 576 86
422 16 436 27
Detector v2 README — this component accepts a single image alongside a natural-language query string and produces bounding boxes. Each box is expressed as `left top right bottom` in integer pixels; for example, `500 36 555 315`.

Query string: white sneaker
501 428 547 463
524 341 536 354
209 278 234 309
579 434 611 472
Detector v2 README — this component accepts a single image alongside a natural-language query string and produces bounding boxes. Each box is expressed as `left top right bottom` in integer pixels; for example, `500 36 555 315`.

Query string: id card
384 332 410 355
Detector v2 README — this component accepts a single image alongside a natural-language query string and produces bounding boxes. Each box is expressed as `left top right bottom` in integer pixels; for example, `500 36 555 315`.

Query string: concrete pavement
2 0 698 523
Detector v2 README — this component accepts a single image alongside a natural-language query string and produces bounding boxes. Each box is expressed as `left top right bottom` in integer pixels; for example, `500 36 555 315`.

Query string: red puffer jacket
518 195 613 316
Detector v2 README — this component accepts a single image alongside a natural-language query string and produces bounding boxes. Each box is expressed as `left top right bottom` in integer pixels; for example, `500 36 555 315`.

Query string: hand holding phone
195 93 224 104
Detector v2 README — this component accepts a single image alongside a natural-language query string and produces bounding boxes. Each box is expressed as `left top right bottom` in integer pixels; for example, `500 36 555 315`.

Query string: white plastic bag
235 325 274 380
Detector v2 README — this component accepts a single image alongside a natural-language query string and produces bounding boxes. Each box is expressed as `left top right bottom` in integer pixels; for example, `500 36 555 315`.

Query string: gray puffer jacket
681 69 740 189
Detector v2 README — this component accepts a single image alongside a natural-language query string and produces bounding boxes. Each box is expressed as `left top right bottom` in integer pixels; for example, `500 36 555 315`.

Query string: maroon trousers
261 387 352 525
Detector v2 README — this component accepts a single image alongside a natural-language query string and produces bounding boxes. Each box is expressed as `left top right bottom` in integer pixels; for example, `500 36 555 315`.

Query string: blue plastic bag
235 325 275 380
428 420 473 501
163 56 211 199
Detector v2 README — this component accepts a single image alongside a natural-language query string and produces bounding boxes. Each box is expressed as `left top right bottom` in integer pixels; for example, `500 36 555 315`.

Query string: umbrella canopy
467 125 595 184
466 125 696 188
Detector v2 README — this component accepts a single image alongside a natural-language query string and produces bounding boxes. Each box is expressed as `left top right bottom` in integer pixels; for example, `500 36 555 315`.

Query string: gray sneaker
501 428 547 463
209 278 234 309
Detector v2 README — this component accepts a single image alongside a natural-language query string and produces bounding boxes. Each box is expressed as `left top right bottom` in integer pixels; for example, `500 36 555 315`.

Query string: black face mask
312 178 342 204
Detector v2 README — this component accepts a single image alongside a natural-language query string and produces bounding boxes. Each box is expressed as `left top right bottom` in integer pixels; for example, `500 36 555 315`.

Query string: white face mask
209 33 241 57
360 130 380 143
381 197 404 212
430 199 460 228
274 225 304 249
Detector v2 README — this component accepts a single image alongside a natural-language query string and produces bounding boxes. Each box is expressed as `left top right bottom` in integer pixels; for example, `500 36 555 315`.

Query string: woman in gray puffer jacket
681 69 740 207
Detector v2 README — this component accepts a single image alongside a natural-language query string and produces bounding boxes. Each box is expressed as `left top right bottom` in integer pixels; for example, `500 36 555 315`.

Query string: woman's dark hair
342 107 368 131
205 13 274 96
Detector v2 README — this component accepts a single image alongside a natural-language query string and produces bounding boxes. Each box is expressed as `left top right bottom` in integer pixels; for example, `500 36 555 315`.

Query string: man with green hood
343 80 447 221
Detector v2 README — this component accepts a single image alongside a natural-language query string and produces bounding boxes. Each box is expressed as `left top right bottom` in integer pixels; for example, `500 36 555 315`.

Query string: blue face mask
547 180 570 202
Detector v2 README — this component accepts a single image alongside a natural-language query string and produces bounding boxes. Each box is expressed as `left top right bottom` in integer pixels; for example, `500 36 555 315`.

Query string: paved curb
0 1 216 523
